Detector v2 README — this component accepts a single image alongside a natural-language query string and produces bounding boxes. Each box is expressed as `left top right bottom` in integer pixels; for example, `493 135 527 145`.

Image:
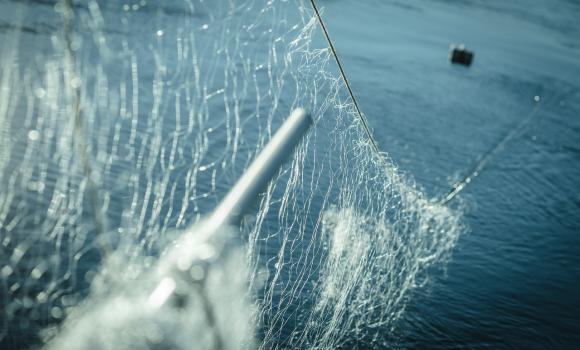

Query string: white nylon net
0 1 462 349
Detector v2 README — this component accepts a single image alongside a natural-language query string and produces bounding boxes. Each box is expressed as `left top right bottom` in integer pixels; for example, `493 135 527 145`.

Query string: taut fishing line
309 0 555 208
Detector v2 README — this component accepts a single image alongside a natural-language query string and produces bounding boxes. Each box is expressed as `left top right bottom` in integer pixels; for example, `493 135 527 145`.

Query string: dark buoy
449 44 474 66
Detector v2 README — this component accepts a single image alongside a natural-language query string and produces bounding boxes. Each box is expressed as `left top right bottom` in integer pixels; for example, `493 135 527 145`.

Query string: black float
449 44 474 66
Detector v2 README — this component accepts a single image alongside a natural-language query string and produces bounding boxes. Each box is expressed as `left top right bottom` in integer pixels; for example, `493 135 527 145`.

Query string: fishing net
0 0 462 349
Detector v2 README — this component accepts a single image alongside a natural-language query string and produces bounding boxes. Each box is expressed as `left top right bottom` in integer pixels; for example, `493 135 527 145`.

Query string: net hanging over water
0 1 462 349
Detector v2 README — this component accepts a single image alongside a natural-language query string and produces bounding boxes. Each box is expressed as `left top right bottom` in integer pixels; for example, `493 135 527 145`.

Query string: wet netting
0 1 462 349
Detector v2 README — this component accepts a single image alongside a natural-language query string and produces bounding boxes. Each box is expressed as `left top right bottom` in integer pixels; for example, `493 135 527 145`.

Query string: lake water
1 0 579 349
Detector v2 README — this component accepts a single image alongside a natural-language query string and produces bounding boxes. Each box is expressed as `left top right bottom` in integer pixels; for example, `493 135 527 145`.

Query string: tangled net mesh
0 0 462 349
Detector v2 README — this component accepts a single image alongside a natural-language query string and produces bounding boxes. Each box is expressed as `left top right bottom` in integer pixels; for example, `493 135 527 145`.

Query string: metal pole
152 107 312 305
205 107 312 231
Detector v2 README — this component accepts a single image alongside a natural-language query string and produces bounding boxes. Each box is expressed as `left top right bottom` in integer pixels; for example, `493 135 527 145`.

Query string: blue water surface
320 0 580 348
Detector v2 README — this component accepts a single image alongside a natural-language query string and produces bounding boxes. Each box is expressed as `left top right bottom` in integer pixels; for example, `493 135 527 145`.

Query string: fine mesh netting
0 1 462 349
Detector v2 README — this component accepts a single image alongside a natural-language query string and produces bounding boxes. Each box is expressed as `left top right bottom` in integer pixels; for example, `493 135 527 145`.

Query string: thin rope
308 0 386 162
438 95 550 205
63 0 109 253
